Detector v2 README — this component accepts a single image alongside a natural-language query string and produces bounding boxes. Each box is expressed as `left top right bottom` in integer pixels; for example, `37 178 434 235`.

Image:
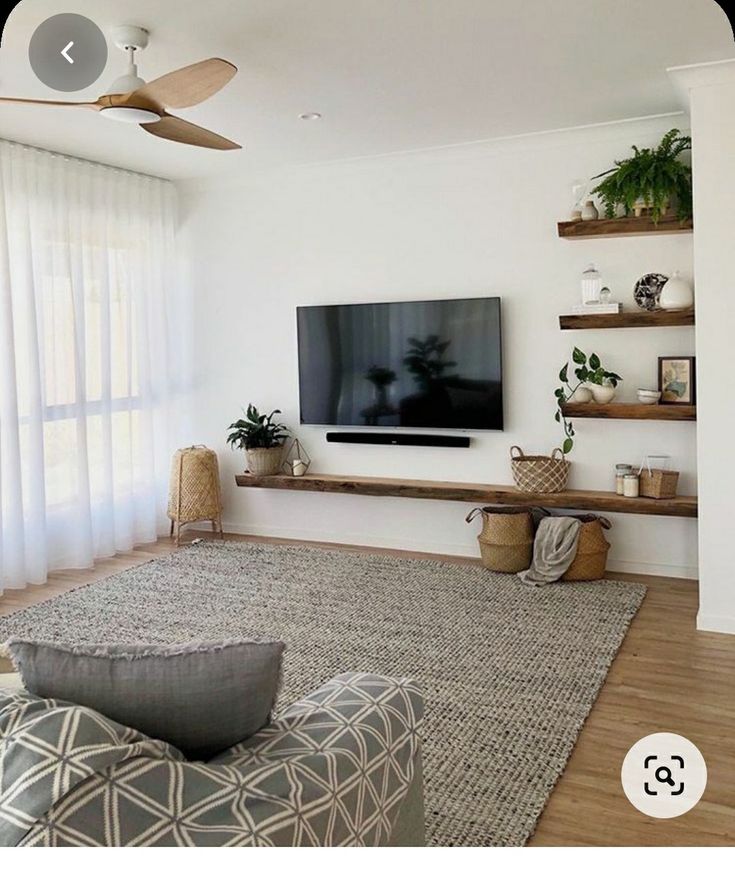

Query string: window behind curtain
0 140 186 591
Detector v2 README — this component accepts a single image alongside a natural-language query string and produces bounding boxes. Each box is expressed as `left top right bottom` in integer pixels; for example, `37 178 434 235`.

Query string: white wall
179 115 697 578
674 61 735 630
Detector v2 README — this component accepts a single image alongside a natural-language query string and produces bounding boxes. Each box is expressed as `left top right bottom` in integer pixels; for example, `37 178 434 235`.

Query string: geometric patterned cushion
1 673 423 847
0 689 182 847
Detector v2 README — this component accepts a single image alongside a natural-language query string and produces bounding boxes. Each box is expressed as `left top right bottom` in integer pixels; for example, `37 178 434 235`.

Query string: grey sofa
0 671 424 847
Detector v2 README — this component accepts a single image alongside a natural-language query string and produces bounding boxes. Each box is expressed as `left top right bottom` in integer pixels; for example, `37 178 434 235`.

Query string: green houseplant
227 405 290 476
590 128 692 222
554 348 622 453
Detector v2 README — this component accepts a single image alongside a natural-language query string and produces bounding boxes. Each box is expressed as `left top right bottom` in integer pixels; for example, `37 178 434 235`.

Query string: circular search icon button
621 732 707 819
29 14 108 92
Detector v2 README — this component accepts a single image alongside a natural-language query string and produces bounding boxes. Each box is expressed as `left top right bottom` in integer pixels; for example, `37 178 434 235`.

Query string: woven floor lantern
167 446 224 545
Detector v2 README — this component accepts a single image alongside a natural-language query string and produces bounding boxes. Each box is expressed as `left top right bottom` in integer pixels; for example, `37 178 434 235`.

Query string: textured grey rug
0 541 645 846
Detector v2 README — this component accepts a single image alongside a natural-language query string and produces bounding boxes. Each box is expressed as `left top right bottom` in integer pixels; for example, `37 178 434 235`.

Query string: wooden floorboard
1 532 733 846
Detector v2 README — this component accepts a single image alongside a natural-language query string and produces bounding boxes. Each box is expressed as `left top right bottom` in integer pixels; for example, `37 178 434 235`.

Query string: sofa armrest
213 672 425 846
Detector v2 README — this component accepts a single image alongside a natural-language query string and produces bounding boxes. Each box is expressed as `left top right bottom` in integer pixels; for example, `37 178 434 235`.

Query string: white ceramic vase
567 386 593 403
588 383 616 404
659 270 694 310
581 200 599 221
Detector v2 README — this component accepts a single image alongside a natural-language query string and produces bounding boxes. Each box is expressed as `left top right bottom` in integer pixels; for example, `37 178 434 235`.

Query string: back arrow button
29 13 108 91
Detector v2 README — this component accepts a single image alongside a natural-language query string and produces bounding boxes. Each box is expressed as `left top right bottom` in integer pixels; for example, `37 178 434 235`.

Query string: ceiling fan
0 26 241 150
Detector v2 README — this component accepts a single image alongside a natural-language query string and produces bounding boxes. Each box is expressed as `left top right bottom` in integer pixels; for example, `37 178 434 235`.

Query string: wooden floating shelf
561 402 696 422
559 307 695 330
557 215 693 240
235 472 698 519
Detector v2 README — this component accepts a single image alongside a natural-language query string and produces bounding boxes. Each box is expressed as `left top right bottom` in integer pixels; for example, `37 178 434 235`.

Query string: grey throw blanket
518 516 581 586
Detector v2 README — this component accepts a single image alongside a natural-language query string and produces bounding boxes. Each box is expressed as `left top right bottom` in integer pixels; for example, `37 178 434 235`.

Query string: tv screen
297 297 503 430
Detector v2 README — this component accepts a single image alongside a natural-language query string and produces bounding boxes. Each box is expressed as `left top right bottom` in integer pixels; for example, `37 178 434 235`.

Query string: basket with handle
638 455 679 499
466 505 536 573
510 446 570 494
562 515 612 581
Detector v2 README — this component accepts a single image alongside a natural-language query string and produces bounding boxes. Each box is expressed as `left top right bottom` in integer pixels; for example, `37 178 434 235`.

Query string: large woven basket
562 515 611 582
510 446 570 494
168 446 224 544
466 505 535 573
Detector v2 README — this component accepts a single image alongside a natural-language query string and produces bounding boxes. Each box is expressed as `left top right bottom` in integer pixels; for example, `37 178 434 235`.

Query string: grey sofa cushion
8 639 284 761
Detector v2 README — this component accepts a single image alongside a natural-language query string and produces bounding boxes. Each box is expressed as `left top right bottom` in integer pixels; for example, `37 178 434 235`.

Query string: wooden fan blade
0 96 100 109
129 58 237 110
140 114 241 150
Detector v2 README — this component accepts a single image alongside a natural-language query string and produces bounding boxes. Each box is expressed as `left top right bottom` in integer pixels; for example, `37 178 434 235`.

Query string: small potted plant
590 128 692 222
227 405 290 476
554 348 622 451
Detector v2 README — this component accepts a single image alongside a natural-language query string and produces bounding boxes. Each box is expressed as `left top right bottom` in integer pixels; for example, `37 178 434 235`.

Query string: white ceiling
0 0 732 180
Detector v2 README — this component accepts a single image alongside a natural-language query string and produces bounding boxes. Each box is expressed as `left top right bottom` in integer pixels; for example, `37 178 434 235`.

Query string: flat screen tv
297 297 503 430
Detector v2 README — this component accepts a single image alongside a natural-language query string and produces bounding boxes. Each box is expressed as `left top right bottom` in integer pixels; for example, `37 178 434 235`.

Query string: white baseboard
696 613 735 635
605 558 699 581
222 521 478 559
222 521 697 580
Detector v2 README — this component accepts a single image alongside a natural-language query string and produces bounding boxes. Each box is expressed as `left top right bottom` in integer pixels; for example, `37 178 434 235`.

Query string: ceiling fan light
107 72 147 95
100 106 161 124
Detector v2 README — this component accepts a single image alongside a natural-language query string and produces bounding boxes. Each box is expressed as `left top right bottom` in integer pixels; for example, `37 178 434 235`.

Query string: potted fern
227 405 290 476
590 128 692 222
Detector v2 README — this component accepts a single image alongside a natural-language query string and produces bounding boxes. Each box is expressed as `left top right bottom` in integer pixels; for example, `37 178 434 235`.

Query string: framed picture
658 356 696 405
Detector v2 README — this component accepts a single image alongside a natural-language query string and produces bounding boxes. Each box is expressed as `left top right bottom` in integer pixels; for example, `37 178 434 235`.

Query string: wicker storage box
562 515 612 582
466 505 535 573
639 468 679 499
510 446 570 494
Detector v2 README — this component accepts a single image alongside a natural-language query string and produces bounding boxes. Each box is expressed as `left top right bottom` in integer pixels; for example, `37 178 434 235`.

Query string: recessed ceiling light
299 112 322 121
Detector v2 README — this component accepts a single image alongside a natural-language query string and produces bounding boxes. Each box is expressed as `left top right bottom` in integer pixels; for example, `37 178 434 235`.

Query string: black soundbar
326 431 470 448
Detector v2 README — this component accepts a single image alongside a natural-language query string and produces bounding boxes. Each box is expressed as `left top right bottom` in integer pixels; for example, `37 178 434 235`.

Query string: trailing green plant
554 348 622 454
227 405 289 450
590 128 692 222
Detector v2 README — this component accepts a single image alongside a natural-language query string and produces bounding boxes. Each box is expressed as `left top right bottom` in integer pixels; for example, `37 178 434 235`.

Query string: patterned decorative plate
634 273 669 311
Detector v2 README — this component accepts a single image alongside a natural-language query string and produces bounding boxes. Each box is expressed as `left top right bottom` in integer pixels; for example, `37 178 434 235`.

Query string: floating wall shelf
559 307 695 330
235 472 698 519
561 403 696 422
557 216 693 240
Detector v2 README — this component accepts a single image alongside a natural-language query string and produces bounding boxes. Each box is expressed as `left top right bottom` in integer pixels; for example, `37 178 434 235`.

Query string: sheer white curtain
0 140 184 593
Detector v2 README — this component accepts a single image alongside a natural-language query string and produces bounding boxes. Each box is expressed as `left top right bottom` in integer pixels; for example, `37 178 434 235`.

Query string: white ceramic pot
567 386 593 403
588 383 616 404
659 270 694 310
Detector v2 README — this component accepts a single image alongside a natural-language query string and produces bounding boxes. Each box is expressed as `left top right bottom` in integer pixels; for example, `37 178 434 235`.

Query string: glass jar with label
581 264 603 305
623 473 640 498
615 464 633 495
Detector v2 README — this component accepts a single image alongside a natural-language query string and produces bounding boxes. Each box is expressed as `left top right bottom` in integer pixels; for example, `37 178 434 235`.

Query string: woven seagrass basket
168 446 224 545
562 515 611 582
466 505 535 573
639 468 679 499
246 446 285 476
510 446 570 494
